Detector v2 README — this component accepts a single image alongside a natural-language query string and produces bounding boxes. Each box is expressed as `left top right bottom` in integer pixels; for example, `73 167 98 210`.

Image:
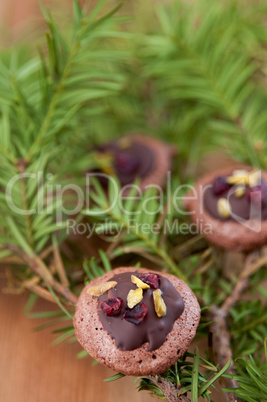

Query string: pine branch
137 0 267 169
105 208 181 276
223 342 267 402
210 306 239 402
52 235 70 287
25 1 126 161
4 243 77 306
83 178 186 280
208 250 267 401
221 251 263 314
138 350 232 401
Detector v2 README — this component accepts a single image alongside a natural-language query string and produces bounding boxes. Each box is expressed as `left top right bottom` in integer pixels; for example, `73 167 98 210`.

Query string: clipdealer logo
66 217 212 239
4 170 264 235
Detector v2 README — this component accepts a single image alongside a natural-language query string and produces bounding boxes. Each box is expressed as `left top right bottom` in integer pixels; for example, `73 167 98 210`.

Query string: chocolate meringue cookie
184 165 267 251
73 267 200 376
95 134 176 191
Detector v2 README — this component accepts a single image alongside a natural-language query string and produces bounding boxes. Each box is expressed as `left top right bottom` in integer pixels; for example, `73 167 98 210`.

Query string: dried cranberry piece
115 152 139 174
123 302 148 325
100 297 123 317
247 184 267 206
212 176 231 195
137 273 159 289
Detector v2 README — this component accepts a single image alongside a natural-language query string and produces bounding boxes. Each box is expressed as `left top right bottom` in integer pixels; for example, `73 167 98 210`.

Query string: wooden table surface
0 279 153 402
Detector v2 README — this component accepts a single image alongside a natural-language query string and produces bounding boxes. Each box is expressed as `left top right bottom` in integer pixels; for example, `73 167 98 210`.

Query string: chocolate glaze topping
98 139 155 186
204 177 267 221
98 272 184 351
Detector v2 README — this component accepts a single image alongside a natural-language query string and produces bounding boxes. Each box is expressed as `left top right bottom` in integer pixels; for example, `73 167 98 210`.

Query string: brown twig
52 240 70 287
105 230 126 256
4 244 77 306
170 234 204 257
40 244 54 259
210 306 239 402
147 375 190 402
24 283 56 303
209 249 267 402
3 275 56 303
221 251 260 314
0 255 25 265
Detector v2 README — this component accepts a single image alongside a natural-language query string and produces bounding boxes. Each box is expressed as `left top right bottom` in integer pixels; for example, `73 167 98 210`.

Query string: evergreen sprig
138 350 231 401
1 0 267 401
83 177 184 278
0 0 128 257
135 0 267 171
224 341 267 402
